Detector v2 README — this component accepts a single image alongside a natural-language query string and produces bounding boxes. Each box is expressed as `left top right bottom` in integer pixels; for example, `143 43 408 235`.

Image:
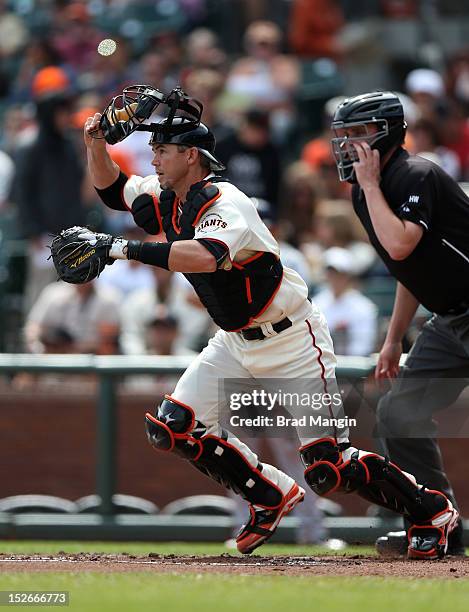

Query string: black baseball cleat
236 483 305 554
376 515 464 559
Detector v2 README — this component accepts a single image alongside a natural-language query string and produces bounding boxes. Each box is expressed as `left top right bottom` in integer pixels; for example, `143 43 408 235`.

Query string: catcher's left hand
50 226 115 284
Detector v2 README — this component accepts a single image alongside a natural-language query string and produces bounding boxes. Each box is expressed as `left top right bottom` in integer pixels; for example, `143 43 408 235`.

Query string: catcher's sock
260 463 296 496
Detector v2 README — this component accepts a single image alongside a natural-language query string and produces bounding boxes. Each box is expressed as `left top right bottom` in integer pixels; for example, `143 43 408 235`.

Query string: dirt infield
0 553 468 578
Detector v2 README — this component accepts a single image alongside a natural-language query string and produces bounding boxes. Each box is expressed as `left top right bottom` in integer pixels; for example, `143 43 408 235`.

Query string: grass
1 573 469 612
0 541 467 612
0 540 374 557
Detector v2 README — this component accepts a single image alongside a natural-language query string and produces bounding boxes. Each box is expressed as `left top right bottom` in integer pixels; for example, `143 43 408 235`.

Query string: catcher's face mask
97 85 165 144
96 85 204 146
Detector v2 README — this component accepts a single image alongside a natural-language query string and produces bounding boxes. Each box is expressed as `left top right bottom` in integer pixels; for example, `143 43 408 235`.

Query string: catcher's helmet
331 91 407 182
149 116 225 172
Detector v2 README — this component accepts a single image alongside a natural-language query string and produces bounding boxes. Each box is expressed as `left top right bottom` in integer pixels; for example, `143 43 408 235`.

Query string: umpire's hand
375 341 402 381
352 141 381 189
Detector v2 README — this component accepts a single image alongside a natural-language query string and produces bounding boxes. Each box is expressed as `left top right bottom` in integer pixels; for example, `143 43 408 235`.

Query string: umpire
330 91 468 556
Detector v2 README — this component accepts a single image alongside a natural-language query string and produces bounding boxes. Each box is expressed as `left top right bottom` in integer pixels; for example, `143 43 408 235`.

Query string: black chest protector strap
159 179 283 331
159 177 226 240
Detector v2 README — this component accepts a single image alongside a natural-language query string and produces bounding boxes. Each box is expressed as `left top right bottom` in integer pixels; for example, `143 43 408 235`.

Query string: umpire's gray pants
377 311 469 508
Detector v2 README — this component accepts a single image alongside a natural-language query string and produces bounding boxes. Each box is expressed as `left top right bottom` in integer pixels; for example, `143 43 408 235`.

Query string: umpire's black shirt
352 147 469 314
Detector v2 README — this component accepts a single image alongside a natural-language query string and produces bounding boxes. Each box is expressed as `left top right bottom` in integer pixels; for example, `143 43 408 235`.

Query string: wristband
127 240 171 270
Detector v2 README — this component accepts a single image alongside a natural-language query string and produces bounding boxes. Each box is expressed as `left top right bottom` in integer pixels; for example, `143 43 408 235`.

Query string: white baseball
97 39 117 57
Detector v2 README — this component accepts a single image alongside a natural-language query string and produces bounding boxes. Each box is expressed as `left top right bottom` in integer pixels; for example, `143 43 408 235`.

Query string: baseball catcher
51 85 459 559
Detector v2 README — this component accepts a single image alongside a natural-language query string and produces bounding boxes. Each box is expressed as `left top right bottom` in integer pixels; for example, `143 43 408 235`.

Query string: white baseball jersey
123 173 310 326
122 172 349 455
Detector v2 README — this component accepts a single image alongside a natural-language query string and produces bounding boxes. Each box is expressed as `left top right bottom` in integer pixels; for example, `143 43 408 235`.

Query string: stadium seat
0 495 77 514
162 495 238 517
75 494 158 514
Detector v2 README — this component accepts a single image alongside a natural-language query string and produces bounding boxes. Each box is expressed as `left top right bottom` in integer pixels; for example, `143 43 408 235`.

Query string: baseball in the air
97 39 117 56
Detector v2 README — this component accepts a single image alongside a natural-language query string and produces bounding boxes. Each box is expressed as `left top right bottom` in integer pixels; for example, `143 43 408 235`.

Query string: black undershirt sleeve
196 238 229 267
95 171 129 211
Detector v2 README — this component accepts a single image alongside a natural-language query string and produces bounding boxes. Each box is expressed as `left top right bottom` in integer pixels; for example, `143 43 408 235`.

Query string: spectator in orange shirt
289 0 344 60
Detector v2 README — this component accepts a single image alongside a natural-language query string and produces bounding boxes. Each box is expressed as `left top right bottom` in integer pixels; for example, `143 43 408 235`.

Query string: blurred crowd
0 0 468 362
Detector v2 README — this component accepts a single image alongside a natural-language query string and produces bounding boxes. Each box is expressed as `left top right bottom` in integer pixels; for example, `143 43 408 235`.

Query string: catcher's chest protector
158 180 283 331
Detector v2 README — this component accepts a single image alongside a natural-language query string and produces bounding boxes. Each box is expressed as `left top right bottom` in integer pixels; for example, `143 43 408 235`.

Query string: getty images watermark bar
0 592 69 606
218 377 469 439
219 378 354 440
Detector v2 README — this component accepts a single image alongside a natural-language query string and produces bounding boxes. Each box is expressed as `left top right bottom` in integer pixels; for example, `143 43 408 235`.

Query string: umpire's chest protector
158 180 283 331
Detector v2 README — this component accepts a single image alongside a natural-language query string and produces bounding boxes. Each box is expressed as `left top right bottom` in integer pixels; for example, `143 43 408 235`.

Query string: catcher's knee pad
193 434 283 509
145 396 203 461
299 438 365 496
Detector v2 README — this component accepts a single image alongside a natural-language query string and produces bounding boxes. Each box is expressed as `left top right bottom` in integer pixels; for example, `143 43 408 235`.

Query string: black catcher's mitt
50 226 114 284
